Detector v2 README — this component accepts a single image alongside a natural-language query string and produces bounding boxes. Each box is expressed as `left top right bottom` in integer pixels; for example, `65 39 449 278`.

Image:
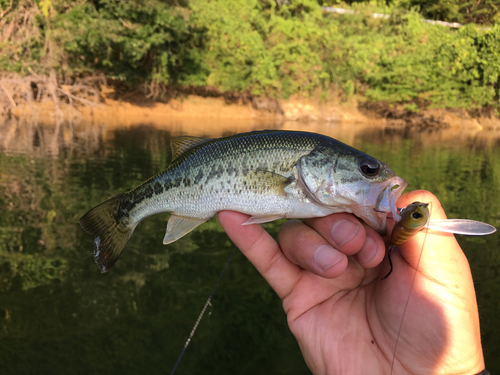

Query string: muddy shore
4 87 500 131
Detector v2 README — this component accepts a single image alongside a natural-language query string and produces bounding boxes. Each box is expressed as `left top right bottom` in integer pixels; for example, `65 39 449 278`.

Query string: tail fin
79 194 135 273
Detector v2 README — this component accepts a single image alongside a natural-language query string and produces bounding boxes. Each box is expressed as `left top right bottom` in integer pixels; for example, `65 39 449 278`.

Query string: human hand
218 190 485 374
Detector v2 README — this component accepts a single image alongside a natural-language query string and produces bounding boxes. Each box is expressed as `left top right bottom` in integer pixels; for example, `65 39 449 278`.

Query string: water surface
1 118 499 374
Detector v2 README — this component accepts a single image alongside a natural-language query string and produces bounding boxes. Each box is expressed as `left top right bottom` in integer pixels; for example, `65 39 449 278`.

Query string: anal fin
163 215 209 244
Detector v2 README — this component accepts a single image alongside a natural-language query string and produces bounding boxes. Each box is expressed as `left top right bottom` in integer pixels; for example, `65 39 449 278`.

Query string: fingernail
314 245 343 271
357 236 377 264
330 220 360 248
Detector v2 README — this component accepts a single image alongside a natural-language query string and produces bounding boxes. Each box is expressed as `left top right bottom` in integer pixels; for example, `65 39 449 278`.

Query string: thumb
389 193 484 372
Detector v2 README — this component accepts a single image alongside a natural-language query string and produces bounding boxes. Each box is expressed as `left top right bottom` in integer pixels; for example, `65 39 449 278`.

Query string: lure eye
360 158 381 178
412 212 423 219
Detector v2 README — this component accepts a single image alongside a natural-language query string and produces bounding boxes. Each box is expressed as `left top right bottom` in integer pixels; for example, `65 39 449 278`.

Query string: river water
1 118 499 374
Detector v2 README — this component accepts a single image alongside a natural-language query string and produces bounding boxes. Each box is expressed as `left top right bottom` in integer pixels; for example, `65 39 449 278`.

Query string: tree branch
0 0 13 20
56 88 97 107
0 81 17 108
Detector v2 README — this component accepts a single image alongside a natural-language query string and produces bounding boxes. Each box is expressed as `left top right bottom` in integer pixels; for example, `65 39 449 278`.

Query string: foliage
322 0 500 25
407 0 500 25
0 0 207 86
52 0 207 86
351 13 500 110
312 6 500 111
191 0 330 96
1 0 500 111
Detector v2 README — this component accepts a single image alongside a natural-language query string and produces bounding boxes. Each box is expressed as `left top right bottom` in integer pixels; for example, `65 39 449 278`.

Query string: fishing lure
386 201 496 374
382 202 496 280
382 202 430 280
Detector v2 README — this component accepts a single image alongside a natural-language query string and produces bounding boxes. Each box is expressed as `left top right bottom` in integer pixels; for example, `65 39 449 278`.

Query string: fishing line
170 245 237 375
389 201 432 374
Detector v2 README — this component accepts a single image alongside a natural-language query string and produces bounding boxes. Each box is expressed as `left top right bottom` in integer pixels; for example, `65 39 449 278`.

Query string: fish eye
360 158 381 178
412 212 423 219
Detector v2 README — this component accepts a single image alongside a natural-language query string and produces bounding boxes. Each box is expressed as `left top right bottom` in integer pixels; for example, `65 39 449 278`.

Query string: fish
79 130 407 272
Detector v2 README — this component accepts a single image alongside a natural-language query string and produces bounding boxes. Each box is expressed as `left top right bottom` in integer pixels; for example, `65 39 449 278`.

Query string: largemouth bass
80 130 407 272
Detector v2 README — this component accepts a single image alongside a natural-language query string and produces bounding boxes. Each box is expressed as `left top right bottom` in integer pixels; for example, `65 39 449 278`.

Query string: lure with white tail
383 202 497 280
426 219 496 235
387 201 497 374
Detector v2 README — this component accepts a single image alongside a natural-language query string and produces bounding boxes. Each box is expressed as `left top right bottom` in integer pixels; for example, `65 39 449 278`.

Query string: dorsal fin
170 136 212 159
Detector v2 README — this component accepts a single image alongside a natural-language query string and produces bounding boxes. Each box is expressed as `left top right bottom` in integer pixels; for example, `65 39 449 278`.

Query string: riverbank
4 87 500 131
2 1 500 128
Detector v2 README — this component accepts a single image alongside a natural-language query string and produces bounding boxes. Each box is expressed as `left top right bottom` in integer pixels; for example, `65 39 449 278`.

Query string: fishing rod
170 245 237 375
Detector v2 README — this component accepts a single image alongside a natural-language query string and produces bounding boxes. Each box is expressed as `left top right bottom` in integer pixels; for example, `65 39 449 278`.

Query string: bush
190 0 331 97
53 0 207 86
1 0 500 112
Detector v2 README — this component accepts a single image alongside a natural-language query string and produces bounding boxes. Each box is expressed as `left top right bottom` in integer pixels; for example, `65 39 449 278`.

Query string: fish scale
80 130 407 272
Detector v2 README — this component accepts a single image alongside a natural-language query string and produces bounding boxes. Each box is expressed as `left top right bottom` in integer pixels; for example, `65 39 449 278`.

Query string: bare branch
0 81 17 108
56 88 97 107
119 18 134 30
0 0 13 20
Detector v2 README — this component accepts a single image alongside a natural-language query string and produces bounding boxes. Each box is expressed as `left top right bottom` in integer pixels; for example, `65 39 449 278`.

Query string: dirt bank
4 87 500 130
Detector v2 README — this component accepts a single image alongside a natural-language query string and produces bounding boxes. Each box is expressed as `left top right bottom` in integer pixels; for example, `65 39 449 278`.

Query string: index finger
218 211 301 299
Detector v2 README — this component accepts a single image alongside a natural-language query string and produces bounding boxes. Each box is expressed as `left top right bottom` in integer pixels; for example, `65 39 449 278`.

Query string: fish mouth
367 176 408 221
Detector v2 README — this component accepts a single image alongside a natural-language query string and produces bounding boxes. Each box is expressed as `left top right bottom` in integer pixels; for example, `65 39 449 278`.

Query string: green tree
405 0 500 24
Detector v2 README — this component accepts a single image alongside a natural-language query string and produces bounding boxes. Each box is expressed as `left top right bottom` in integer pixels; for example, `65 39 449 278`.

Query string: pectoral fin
247 170 290 196
163 215 209 244
242 215 284 225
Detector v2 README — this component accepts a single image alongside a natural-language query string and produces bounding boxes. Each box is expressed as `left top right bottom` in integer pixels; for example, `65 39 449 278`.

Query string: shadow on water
0 117 499 374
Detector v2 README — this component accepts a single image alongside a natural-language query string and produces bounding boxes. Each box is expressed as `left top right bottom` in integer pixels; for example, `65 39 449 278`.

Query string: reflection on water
1 117 500 374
